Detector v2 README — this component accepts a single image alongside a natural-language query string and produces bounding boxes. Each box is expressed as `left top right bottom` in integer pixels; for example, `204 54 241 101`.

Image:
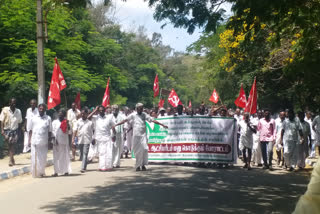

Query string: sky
93 0 232 52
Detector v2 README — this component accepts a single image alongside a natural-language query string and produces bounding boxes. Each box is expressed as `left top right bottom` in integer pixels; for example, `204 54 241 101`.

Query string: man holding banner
113 103 168 171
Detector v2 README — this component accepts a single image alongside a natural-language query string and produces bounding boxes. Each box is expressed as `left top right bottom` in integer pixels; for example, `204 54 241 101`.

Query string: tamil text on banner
145 116 237 163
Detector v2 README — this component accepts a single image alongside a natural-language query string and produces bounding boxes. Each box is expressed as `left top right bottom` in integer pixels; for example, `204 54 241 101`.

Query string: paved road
0 159 310 214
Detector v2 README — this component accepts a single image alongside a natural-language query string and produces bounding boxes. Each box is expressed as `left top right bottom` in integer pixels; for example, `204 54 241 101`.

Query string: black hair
59 109 66 116
38 103 47 109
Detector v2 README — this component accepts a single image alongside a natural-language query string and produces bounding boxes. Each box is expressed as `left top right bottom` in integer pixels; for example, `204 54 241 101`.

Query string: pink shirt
258 118 276 142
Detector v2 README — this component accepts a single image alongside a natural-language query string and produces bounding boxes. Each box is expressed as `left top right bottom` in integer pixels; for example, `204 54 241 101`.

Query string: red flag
153 74 159 98
74 92 81 110
158 98 165 108
245 78 257 114
234 84 247 108
168 89 182 107
188 100 192 108
47 58 67 110
60 119 68 133
102 77 110 107
209 89 219 104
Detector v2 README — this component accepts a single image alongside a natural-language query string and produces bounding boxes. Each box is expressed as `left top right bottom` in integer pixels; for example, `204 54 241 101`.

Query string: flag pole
249 77 256 114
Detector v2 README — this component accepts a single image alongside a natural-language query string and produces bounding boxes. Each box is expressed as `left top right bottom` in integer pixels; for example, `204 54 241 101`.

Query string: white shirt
239 120 254 147
67 108 80 132
52 119 68 145
305 118 316 140
126 112 153 136
92 114 114 141
111 113 125 134
0 107 22 130
251 117 260 140
30 114 52 145
74 118 94 144
25 107 39 131
282 118 302 142
275 118 285 142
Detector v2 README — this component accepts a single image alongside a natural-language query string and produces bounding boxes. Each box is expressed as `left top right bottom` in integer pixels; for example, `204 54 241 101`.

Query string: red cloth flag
245 78 257 114
188 100 192 108
60 119 68 133
74 92 81 110
168 89 182 107
158 98 165 108
153 74 159 98
102 77 110 107
47 57 67 110
209 89 219 104
234 84 247 108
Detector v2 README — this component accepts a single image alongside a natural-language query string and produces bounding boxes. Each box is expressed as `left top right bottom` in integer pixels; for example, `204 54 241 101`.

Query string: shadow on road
40 165 309 214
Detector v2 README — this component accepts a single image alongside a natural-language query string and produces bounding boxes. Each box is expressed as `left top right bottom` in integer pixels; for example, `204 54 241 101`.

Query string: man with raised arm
112 103 168 171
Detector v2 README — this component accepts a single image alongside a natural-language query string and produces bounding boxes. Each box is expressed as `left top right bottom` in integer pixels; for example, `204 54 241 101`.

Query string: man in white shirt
111 105 125 168
281 109 303 171
239 113 256 170
275 111 286 166
89 106 115 171
252 111 263 166
305 111 316 157
113 103 168 171
67 102 80 161
297 111 311 169
52 109 71 176
123 107 133 158
72 108 94 173
0 98 22 166
28 104 52 177
23 99 38 153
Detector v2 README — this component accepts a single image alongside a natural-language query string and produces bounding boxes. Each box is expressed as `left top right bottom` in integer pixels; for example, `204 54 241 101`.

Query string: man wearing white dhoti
52 109 71 176
73 108 94 173
297 111 311 169
239 113 256 170
67 102 80 161
123 107 133 158
305 111 316 158
89 106 115 171
251 111 263 167
23 99 38 153
87 111 99 163
111 105 125 168
113 103 168 171
28 104 52 178
275 111 286 167
280 109 303 171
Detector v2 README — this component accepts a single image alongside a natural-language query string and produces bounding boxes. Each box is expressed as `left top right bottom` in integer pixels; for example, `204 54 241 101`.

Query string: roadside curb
0 159 54 181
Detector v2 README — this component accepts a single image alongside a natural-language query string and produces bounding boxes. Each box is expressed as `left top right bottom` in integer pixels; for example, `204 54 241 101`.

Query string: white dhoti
31 144 48 177
53 142 71 174
88 142 99 162
23 131 31 153
133 134 148 168
284 140 297 168
112 133 124 167
98 140 113 170
296 143 308 168
124 129 133 153
252 135 262 164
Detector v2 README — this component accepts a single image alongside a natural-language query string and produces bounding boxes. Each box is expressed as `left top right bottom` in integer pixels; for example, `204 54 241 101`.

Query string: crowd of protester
0 98 319 177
